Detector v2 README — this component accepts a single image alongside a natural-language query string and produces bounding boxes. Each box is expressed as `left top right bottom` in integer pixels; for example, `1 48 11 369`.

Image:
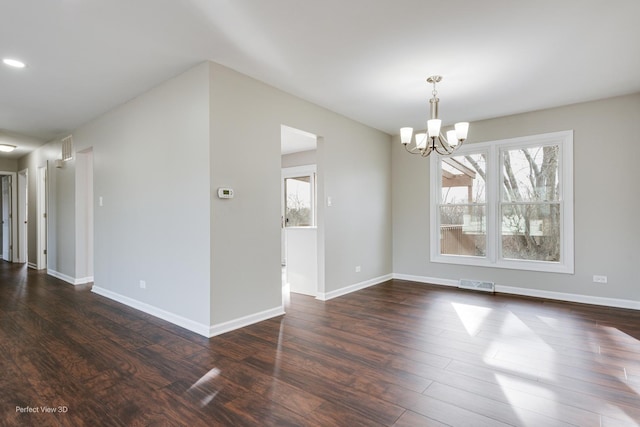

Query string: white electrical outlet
355 266 361 273
593 275 607 284
140 280 146 289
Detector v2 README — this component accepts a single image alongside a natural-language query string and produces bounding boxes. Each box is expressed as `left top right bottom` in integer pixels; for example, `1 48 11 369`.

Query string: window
439 153 488 257
430 131 573 273
282 166 317 227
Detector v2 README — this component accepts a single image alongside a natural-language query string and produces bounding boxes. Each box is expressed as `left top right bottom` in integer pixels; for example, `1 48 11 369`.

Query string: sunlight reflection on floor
536 315 562 328
495 374 560 426
451 302 492 336
484 315 640 426
187 367 222 407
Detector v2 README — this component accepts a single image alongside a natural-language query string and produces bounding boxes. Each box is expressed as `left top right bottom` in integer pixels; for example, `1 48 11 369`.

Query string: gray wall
209 62 392 325
0 158 18 172
392 93 640 302
52 157 76 277
73 63 212 326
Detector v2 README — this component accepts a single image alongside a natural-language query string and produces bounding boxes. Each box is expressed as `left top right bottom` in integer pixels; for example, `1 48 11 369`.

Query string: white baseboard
317 273 393 301
47 269 94 286
392 273 640 311
91 286 211 337
27 262 38 270
393 273 459 288
75 276 94 285
495 285 640 310
47 269 76 285
209 306 285 338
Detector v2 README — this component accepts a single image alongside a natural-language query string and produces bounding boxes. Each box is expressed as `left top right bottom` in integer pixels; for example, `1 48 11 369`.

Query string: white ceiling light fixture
400 76 469 157
2 58 26 68
0 144 17 152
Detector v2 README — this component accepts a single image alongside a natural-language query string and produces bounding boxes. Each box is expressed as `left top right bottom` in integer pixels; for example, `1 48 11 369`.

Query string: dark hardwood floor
2 261 640 426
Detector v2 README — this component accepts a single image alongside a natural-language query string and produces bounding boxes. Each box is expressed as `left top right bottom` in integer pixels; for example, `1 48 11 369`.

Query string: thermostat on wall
217 187 234 199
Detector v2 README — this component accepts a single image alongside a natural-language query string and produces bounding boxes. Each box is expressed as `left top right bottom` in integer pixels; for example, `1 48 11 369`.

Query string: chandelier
400 75 469 156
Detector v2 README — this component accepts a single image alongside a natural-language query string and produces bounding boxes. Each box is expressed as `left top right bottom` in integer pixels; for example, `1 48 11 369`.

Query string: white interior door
285 228 317 296
37 166 47 270
1 176 10 261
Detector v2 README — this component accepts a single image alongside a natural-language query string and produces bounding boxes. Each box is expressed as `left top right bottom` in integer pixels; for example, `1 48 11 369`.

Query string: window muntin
430 131 573 273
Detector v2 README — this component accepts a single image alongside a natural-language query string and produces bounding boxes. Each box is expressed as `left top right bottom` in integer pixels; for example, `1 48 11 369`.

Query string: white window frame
282 165 317 228
430 130 574 274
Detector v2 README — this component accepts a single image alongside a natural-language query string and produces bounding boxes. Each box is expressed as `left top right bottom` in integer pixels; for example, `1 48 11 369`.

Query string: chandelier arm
432 137 455 156
421 144 434 157
404 144 424 155
439 132 454 151
439 131 447 142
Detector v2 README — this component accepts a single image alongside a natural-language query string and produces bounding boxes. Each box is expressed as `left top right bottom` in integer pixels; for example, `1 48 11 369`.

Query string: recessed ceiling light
0 144 17 152
2 58 26 68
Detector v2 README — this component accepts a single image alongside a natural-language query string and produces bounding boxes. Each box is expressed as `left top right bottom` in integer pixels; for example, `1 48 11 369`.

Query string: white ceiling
281 125 317 155
1 0 639 155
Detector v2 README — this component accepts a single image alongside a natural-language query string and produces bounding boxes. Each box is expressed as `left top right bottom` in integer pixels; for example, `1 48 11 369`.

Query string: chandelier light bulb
400 127 413 145
447 130 458 147
455 122 469 140
427 119 441 138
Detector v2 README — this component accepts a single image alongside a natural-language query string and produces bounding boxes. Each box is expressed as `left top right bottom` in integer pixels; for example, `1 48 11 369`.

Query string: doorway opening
0 172 18 264
280 125 320 302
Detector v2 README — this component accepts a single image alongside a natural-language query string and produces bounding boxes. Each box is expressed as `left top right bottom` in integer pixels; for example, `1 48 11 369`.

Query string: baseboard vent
459 279 495 293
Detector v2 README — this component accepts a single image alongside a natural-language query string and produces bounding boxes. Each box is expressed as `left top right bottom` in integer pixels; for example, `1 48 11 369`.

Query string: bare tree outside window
500 145 560 261
284 176 312 227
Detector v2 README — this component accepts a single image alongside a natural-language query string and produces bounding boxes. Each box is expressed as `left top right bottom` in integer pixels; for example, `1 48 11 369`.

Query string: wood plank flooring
2 261 640 426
